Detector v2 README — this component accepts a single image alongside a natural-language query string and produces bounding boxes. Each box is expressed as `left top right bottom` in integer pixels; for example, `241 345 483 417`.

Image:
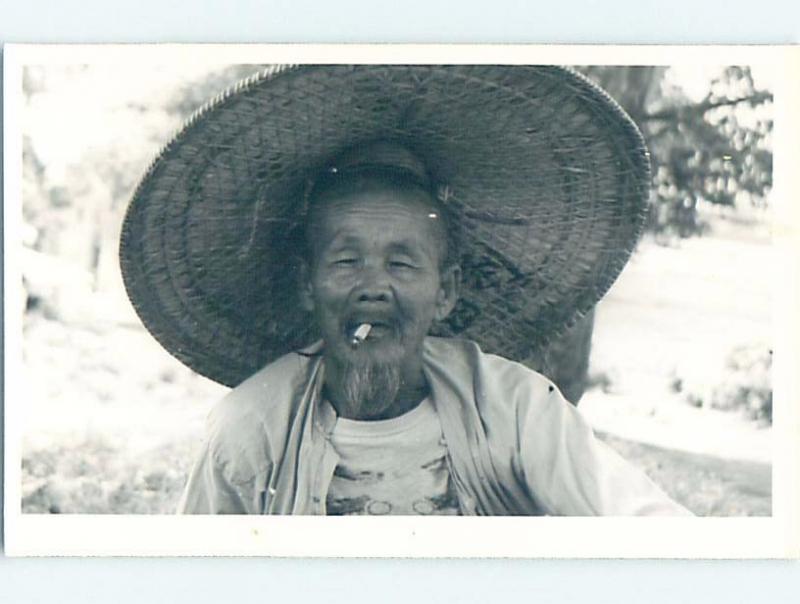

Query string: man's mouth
350 323 371 347
345 318 397 345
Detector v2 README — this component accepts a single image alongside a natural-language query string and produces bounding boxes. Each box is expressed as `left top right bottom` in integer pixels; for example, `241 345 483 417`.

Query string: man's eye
332 258 358 267
389 260 416 269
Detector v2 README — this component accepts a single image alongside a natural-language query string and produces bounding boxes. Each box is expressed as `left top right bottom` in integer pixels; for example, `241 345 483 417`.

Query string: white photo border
4 43 799 558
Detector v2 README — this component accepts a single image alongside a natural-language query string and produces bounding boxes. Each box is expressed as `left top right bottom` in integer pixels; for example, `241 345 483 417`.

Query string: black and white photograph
3 45 797 557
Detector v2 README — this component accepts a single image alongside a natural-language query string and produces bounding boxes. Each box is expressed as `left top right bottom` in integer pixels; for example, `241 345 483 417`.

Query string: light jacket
178 337 691 516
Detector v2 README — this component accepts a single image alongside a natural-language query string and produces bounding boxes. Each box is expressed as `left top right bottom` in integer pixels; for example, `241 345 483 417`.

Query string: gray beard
339 356 402 418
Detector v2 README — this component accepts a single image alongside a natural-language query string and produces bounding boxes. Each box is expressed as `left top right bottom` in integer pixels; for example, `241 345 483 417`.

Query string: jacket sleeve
177 440 252 514
176 397 273 515
516 380 693 516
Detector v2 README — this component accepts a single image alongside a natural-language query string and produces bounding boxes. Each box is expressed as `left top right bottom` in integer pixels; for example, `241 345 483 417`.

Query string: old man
120 65 690 516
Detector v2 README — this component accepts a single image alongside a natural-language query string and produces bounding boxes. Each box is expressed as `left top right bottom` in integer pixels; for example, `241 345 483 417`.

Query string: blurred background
17 64 773 515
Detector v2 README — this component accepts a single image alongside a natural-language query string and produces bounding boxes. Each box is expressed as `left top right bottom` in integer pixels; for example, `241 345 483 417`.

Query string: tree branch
641 91 772 123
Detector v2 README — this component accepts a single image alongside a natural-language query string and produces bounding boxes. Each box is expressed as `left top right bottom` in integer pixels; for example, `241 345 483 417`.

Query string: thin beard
340 357 401 418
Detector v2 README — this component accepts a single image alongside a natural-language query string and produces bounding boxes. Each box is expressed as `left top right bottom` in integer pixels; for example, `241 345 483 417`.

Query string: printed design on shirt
366 500 392 515
326 494 370 515
332 465 384 484
326 459 461 516
420 456 448 471
428 482 461 512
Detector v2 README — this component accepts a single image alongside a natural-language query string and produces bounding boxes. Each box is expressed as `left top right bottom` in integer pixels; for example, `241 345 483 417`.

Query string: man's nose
354 265 392 303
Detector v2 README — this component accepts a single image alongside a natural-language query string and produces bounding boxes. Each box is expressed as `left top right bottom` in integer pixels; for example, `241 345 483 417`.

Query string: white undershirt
325 398 461 516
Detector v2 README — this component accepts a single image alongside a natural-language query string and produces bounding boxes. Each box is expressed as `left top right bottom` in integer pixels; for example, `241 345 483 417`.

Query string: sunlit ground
585 216 771 462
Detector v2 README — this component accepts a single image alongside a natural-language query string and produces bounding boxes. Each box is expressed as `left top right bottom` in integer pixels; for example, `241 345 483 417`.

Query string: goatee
338 355 402 419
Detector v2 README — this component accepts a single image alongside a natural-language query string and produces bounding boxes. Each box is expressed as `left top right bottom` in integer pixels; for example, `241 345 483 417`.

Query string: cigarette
350 323 372 347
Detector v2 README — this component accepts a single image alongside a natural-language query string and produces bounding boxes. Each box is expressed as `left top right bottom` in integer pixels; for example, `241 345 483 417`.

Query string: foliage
712 345 772 423
671 344 772 424
22 437 194 514
21 65 264 313
577 66 773 239
164 65 268 119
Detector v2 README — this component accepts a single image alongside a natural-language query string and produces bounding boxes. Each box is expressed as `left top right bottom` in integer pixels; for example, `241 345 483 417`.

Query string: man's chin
337 354 402 418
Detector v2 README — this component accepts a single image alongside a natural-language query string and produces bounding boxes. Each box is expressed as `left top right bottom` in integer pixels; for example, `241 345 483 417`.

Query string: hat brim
120 65 650 387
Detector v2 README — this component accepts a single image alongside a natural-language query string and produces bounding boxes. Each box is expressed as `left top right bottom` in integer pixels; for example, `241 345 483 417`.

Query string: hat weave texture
120 65 650 387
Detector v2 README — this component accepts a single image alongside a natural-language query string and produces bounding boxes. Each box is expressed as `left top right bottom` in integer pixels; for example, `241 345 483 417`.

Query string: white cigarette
351 323 372 347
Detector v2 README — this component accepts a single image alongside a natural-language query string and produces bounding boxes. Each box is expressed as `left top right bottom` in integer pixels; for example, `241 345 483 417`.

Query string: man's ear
298 259 315 313
434 264 461 321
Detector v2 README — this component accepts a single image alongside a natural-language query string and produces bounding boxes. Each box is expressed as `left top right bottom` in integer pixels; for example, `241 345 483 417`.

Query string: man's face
303 185 458 382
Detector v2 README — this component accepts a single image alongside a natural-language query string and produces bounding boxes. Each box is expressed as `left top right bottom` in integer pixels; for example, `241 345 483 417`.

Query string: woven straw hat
120 65 650 387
